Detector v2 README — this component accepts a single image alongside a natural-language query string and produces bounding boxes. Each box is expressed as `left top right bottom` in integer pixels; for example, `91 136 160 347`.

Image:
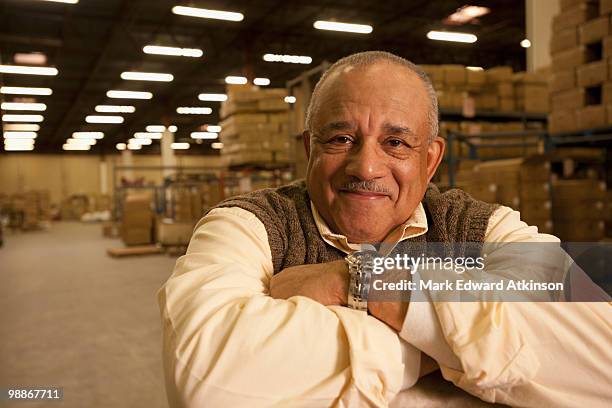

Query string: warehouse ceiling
0 0 526 154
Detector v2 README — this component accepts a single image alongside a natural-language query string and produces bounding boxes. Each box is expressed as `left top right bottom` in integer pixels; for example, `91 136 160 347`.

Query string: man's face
304 62 444 243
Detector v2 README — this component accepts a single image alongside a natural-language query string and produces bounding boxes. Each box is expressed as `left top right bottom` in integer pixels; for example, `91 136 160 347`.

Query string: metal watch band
346 249 377 311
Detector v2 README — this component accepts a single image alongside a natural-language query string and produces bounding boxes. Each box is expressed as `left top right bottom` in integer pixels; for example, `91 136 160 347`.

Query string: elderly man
158 51 611 407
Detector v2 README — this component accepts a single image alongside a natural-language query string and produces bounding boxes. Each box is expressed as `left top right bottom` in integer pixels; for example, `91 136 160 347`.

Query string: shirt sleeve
400 206 612 407
158 207 406 408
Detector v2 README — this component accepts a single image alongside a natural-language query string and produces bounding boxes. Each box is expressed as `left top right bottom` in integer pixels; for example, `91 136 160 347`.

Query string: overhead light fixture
211 142 224 149
263 54 312 64
129 138 152 145
168 125 177 133
206 125 221 133
176 107 212 114
191 131 218 139
37 0 79 4
0 86 52 96
3 123 40 131
521 39 532 48
446 5 490 24
127 143 142 150
3 131 37 139
145 125 166 132
14 52 47 65
172 6 244 22
85 115 124 124
135 132 162 139
466 66 484 71
120 71 174 82
2 114 44 122
116 143 127 150
5 138 35 145
198 93 227 101
253 77 270 86
143 45 203 58
170 142 190 150
426 30 477 43
0 65 58 76
106 90 153 99
313 20 373 34
72 132 104 139
4 145 34 151
63 144 90 151
95 105 135 113
284 96 296 104
225 76 247 85
1 102 47 111
67 138 96 146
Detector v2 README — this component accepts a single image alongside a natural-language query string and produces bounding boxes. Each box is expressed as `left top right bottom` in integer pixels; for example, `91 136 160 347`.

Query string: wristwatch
345 245 378 311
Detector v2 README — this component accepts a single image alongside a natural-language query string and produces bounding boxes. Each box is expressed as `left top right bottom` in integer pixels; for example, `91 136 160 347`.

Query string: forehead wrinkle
382 122 415 137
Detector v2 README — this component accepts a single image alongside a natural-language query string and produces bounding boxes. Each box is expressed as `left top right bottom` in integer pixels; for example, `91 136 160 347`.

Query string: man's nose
344 141 386 180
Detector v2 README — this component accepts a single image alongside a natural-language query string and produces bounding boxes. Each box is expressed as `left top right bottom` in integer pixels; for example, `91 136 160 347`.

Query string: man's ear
302 131 311 160
426 136 445 182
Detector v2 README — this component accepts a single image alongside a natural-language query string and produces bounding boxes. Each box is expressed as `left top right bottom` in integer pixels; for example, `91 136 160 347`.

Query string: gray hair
304 51 439 142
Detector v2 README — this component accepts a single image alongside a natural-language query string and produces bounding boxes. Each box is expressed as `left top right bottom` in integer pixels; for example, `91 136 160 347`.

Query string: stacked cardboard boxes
168 182 222 223
121 193 153 246
552 179 607 240
549 0 612 132
6 190 52 230
219 85 292 167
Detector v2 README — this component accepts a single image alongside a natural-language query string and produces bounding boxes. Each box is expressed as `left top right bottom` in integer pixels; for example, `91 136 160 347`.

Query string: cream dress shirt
158 203 612 407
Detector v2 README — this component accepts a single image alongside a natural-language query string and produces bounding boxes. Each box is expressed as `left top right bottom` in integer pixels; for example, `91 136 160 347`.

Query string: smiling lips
338 189 389 200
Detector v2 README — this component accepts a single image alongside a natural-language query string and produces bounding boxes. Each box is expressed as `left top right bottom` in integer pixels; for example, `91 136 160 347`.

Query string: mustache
339 180 391 195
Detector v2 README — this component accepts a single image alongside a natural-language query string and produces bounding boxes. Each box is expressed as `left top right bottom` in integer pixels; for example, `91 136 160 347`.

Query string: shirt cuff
399 291 462 371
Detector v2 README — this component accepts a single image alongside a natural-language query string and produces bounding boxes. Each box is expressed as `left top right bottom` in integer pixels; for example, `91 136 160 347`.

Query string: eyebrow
318 120 417 137
320 121 356 133
382 123 416 137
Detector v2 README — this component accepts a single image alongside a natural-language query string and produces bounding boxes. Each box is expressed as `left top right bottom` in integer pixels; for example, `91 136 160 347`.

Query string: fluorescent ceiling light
225 76 247 85
313 20 373 34
67 138 96 146
284 96 296 104
0 65 58 76
206 125 221 133
4 145 34 151
211 142 224 149
95 105 135 113
85 115 124 124
14 52 47 65
177 107 212 114
5 139 35 146
263 54 312 64
143 45 203 58
191 131 218 139
521 39 532 48
427 30 477 43
72 132 104 139
0 86 52 96
1 102 46 111
447 5 490 24
2 114 44 122
171 142 190 150
172 6 244 22
127 143 141 150
253 77 270 86
37 0 79 4
3 131 37 139
106 90 153 99
135 132 162 139
63 144 90 151
116 143 126 150
145 125 166 132
168 125 177 133
466 66 484 71
3 123 40 131
198 93 227 101
121 71 174 82
129 138 152 145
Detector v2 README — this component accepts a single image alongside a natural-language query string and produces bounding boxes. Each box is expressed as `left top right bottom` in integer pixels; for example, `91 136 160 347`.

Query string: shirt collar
310 200 428 255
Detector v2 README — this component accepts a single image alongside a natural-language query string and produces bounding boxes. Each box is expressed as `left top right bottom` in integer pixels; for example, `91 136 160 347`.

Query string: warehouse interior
1 0 611 407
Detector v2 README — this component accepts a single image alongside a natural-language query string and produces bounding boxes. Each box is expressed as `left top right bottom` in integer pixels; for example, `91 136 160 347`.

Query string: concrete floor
0 222 177 408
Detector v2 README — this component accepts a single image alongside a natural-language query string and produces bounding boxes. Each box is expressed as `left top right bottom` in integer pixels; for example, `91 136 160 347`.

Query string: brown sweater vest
215 180 499 274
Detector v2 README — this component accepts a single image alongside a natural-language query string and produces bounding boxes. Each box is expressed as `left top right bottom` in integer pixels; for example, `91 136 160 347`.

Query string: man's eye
386 139 405 147
330 135 352 144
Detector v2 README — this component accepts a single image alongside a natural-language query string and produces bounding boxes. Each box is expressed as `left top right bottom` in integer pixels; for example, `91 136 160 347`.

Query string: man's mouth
338 189 389 200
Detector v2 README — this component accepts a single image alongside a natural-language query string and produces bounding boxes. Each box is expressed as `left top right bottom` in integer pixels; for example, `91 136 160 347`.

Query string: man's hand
269 260 348 306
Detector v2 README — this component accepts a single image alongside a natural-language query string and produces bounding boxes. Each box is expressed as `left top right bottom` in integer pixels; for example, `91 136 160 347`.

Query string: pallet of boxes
549 0 612 132
219 85 292 167
552 179 607 241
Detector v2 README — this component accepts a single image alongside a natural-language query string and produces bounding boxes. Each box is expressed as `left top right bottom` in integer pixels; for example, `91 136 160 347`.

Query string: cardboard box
521 183 551 202
551 88 586 111
466 69 486 86
156 220 194 246
516 85 549 112
577 60 608 86
551 27 579 54
553 200 606 220
548 110 578 133
577 105 607 128
551 69 577 92
604 36 612 57
579 16 610 44
601 0 612 15
551 46 591 71
420 65 444 82
443 65 466 85
553 179 607 200
122 227 152 246
602 81 612 103
486 66 513 83
555 220 605 241
553 3 599 32
521 200 552 221
561 0 597 11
